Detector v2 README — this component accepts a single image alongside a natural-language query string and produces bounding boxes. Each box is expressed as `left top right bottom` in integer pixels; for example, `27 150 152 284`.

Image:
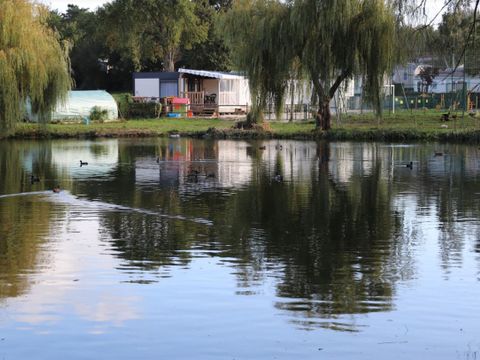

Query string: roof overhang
178 68 244 79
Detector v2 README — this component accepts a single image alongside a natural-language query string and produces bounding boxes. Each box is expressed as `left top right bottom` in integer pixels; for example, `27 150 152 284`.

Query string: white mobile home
132 69 250 116
178 69 250 115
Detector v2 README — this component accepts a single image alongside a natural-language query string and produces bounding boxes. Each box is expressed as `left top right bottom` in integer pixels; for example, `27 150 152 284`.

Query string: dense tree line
1 0 478 133
47 0 233 91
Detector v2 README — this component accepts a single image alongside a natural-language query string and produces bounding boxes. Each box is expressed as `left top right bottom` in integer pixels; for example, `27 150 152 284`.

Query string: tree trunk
164 51 176 72
315 100 331 130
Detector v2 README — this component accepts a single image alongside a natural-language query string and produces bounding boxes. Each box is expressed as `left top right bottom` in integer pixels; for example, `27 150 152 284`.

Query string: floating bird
275 144 283 150
156 157 160 164
405 161 413 169
434 151 443 156
259 146 266 150
80 160 88 167
273 174 283 182
52 186 61 193
30 175 40 183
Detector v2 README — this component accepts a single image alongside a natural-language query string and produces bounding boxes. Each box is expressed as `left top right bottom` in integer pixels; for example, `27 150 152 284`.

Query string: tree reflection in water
2 139 480 333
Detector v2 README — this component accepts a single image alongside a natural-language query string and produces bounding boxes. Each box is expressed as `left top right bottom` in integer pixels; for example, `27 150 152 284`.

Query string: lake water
0 138 479 359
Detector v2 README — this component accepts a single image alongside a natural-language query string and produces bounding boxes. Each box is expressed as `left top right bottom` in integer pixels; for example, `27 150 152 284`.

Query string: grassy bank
4 109 480 143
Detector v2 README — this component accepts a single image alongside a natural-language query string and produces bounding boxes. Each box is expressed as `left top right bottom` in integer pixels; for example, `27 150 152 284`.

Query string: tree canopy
48 5 108 89
223 0 396 129
0 0 71 134
99 0 209 72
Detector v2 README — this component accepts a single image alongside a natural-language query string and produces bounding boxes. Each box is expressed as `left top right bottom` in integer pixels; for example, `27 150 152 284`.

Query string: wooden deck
180 91 248 116
180 91 205 105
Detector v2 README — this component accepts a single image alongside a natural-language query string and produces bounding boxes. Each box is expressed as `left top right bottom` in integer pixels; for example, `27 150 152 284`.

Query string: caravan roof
178 68 244 80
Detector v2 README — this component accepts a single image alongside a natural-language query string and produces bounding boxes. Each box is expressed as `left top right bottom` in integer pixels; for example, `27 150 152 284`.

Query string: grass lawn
6 109 480 142
11 118 234 137
337 110 480 131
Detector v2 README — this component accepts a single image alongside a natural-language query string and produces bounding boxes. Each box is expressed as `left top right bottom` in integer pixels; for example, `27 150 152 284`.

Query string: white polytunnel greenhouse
26 90 118 122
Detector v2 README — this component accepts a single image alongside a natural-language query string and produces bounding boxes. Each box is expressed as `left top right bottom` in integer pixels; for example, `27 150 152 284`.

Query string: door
160 81 178 98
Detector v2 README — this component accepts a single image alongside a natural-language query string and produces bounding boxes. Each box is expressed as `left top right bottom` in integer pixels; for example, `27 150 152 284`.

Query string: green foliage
0 0 71 134
127 102 161 119
222 0 294 123
179 0 232 71
433 9 480 76
48 5 108 89
113 93 134 118
6 110 480 142
113 93 162 119
44 1 232 92
89 106 109 122
222 0 395 129
99 0 209 71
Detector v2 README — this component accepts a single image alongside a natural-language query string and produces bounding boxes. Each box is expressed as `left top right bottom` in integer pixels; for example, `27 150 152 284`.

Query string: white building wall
134 78 159 97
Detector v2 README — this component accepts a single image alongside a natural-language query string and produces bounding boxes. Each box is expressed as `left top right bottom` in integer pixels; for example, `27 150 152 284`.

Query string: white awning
178 68 244 79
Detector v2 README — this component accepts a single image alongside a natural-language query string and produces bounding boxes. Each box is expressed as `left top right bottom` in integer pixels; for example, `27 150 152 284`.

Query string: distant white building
393 63 480 94
392 63 423 92
427 66 480 94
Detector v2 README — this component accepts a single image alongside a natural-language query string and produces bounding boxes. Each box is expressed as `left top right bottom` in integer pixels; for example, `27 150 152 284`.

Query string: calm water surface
0 138 479 359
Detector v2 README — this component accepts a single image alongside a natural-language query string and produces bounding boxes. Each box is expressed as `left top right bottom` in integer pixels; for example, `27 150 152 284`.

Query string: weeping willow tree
0 0 71 134
222 0 295 125
223 0 395 130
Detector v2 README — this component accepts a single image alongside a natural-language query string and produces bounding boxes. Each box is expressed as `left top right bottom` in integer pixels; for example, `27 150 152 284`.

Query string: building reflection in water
1 139 480 333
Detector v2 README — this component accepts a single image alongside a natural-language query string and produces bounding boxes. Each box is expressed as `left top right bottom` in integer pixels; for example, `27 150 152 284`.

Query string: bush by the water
127 102 161 118
89 106 109 122
113 93 161 119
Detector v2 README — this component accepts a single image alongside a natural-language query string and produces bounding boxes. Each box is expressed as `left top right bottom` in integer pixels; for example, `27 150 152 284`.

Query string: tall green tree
0 0 71 134
179 0 232 71
223 0 395 130
433 9 480 76
48 5 108 89
100 0 209 72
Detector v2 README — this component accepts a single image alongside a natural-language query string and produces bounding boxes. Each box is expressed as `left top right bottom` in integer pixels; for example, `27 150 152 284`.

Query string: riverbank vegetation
5 110 480 143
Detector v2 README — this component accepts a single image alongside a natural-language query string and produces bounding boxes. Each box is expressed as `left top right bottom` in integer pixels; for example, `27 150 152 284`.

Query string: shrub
90 106 109 122
126 102 161 119
113 93 162 119
113 93 133 119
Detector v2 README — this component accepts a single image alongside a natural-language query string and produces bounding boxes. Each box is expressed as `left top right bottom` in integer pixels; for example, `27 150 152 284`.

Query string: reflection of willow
100 209 208 270
410 144 480 272
0 142 57 301
214 141 402 328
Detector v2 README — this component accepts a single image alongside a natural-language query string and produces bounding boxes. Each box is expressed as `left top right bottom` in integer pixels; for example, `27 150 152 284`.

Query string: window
187 78 201 92
220 79 234 92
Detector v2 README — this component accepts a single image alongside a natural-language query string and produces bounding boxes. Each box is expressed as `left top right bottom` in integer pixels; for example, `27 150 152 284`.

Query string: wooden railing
181 91 240 106
180 91 204 105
